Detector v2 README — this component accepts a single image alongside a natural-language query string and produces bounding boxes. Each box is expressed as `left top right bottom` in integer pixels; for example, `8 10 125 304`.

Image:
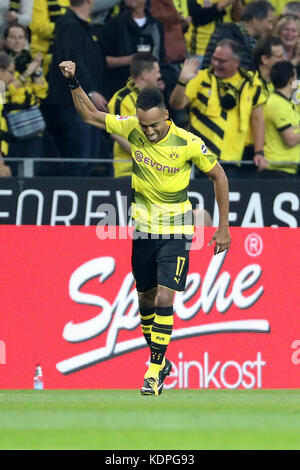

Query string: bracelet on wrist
177 79 188 87
66 75 80 90
254 150 264 156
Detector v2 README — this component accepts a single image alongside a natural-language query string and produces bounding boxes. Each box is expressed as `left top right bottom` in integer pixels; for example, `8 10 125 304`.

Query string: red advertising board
0 226 299 389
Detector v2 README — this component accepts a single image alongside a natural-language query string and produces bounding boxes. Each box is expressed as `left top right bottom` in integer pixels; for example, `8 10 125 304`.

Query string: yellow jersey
108 78 139 178
0 103 8 158
264 91 300 174
185 0 232 56
105 114 217 234
185 68 266 161
172 0 189 18
245 73 273 146
30 0 70 75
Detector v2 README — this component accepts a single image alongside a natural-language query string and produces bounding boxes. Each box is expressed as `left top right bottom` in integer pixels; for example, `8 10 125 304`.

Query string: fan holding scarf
169 38 267 178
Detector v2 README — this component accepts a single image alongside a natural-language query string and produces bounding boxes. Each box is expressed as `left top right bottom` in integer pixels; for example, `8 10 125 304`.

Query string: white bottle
33 363 44 390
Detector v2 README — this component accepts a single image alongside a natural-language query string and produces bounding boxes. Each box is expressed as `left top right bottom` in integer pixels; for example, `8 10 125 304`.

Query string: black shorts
131 232 191 293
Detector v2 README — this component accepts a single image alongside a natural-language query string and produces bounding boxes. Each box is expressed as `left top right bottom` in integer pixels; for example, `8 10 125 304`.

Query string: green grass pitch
0 389 300 450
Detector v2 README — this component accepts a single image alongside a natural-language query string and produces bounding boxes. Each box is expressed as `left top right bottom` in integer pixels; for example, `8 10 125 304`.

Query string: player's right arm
59 61 107 131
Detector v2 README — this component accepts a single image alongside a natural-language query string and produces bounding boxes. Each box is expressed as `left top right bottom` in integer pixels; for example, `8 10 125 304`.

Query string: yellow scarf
205 69 254 132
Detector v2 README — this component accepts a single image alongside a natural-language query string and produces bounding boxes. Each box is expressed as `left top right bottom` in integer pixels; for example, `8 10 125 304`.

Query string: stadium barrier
0 176 299 226
0 226 299 389
5 157 300 178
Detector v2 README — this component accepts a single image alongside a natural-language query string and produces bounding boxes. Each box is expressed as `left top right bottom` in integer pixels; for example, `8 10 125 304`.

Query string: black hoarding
0 177 299 226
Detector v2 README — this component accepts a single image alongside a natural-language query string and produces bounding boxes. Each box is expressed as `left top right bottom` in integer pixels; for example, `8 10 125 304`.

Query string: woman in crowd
275 14 300 76
2 23 48 175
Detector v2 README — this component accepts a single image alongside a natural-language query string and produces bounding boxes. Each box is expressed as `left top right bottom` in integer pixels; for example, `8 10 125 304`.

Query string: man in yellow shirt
169 38 266 177
59 59 231 396
108 52 163 178
262 60 300 178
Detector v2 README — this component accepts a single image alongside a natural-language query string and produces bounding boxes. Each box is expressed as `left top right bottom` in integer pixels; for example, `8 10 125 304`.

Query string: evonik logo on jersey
135 151 180 174
56 249 269 375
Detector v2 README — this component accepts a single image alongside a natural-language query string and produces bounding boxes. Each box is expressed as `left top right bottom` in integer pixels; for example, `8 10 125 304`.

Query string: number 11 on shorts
174 256 185 284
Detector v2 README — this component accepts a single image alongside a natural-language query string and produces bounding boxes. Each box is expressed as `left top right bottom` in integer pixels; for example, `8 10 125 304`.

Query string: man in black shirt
101 0 165 99
46 0 108 176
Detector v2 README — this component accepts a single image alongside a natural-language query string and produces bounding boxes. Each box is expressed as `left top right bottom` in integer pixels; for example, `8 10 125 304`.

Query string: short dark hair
136 86 165 111
270 60 295 88
253 36 284 68
130 53 157 79
241 0 275 21
0 51 12 70
3 23 28 40
216 38 242 61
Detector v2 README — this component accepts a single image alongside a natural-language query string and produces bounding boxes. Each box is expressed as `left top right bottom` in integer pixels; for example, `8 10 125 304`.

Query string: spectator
90 0 122 37
242 35 285 176
275 14 300 77
0 51 14 177
0 0 33 40
169 39 267 178
185 0 243 68
262 61 300 178
45 0 108 176
108 52 163 177
150 0 186 64
282 2 300 18
150 0 188 127
101 0 165 99
253 36 285 96
29 0 69 77
2 24 49 176
202 0 275 70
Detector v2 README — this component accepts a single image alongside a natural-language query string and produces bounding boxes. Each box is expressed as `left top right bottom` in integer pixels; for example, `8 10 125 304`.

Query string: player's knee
138 289 156 309
155 288 174 308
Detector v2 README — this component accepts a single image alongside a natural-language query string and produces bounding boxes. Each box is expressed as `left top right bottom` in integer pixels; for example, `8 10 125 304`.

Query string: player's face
137 106 170 144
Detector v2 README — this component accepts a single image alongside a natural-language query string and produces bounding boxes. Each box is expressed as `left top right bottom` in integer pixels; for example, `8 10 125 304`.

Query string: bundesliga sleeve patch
116 115 129 120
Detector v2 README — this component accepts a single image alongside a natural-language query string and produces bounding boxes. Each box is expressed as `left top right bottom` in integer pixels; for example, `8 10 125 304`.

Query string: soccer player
59 60 231 396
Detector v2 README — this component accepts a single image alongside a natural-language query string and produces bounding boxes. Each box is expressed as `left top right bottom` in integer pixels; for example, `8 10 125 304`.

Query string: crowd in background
0 0 299 179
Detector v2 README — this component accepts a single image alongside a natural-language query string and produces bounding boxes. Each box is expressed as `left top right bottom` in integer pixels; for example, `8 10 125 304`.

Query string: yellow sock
144 362 161 380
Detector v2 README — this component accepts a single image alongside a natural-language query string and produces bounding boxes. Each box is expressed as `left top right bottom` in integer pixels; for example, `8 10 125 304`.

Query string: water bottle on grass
33 363 44 390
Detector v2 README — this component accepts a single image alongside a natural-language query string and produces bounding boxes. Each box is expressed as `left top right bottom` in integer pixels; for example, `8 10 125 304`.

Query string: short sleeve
105 114 138 138
188 134 217 172
268 100 292 132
